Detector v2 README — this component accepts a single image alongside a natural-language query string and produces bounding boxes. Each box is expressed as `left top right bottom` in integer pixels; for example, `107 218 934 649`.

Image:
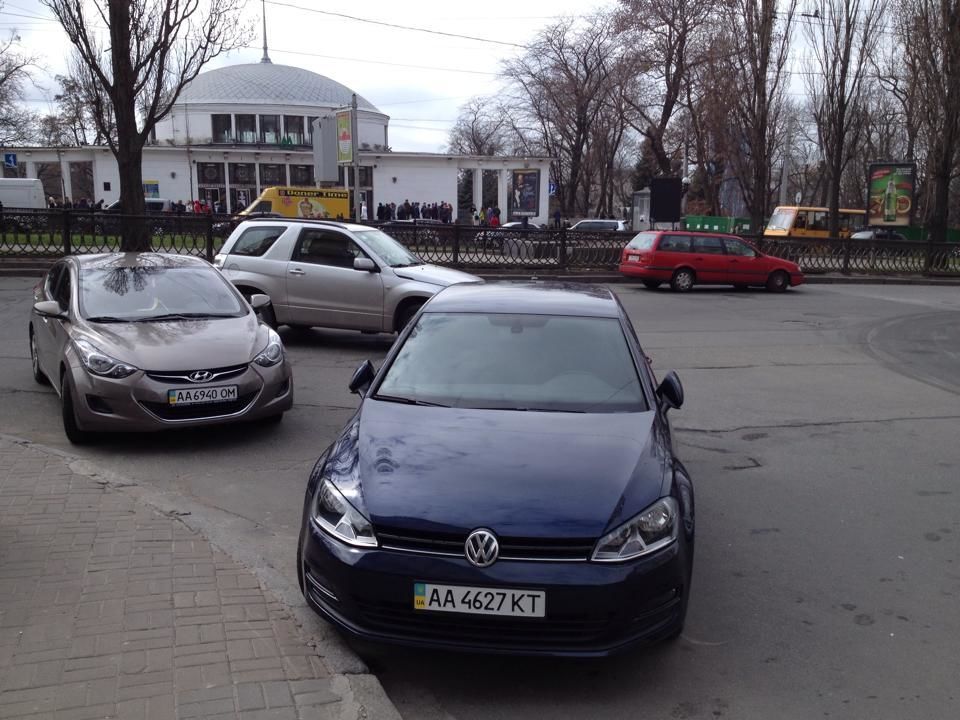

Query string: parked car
570 219 630 232
214 218 480 332
619 230 804 292
29 253 292 443
850 229 908 241
297 283 694 655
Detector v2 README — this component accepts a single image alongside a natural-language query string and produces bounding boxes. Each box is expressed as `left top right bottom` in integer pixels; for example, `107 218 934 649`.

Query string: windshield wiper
135 312 236 321
472 406 586 413
85 315 134 323
373 394 450 408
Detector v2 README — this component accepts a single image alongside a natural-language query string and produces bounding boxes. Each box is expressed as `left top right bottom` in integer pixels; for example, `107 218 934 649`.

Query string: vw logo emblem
464 529 499 568
188 370 213 383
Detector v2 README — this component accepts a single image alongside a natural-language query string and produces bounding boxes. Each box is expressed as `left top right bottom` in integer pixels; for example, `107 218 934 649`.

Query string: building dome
178 63 379 112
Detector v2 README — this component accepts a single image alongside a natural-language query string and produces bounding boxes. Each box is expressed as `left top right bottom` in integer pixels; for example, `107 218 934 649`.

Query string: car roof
71 252 211 270
240 217 368 232
426 282 621 318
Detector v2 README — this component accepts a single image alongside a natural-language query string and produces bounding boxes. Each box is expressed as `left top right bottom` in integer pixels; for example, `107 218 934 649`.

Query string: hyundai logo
187 370 214 383
464 529 499 568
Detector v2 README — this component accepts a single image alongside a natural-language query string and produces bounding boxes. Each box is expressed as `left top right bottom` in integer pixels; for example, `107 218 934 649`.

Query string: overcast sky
2 0 600 152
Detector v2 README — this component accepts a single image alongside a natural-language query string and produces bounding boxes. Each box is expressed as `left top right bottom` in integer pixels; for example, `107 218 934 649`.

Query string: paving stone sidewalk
0 438 397 720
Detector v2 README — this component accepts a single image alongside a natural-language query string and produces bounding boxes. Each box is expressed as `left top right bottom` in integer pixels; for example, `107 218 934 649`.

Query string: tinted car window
724 239 756 257
230 226 285 257
55 265 72 309
294 230 364 268
79 264 245 321
46 263 64 301
626 232 657 250
376 313 647 413
693 236 725 254
657 235 692 252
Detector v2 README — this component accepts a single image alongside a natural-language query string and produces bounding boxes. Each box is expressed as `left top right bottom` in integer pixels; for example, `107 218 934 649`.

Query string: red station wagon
619 231 805 292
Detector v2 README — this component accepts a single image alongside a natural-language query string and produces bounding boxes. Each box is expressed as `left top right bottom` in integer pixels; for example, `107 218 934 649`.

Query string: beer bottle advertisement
867 163 915 227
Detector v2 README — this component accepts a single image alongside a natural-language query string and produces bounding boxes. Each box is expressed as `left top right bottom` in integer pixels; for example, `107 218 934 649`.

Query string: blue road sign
3 153 16 169
548 181 557 196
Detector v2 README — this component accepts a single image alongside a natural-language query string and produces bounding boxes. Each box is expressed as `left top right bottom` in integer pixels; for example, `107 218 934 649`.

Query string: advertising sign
278 187 350 219
510 169 540 217
3 153 16 168
336 110 353 164
142 180 160 199
867 163 915 227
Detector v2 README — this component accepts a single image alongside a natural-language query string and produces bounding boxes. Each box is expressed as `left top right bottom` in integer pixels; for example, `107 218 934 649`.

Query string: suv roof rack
242 216 363 228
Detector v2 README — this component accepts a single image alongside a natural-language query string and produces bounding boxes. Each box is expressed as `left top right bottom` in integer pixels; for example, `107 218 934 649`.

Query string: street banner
867 163 915 227
336 110 353 164
510 169 540 217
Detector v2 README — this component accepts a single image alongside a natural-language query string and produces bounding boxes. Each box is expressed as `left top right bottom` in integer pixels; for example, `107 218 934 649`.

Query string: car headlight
312 478 377 548
253 328 284 367
73 337 138 378
592 497 679 562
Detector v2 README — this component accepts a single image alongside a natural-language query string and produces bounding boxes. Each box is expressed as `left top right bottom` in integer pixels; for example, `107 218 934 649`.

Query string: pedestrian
553 209 561 229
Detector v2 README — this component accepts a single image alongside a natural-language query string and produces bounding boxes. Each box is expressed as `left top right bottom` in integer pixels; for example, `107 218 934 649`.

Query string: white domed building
5 55 550 222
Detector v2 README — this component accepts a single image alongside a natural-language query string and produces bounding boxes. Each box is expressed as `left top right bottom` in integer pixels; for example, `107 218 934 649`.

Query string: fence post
841 237 850 275
558 227 567 272
452 221 460 265
205 214 214 261
62 209 72 256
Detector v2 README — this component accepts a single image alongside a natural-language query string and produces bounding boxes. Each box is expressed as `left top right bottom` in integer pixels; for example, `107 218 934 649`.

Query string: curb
0 431 403 720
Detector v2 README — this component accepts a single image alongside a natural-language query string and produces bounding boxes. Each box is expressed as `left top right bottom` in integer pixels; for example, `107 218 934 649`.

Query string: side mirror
349 359 375 396
34 300 66 319
248 293 271 310
354 257 378 272
656 371 684 411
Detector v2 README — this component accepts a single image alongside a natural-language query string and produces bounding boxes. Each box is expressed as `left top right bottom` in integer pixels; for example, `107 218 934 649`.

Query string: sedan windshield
375 313 648 412
353 229 421 267
79 265 246 321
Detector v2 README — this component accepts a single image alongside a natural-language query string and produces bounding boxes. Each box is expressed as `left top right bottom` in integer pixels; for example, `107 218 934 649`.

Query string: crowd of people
47 197 104 210
376 200 456 223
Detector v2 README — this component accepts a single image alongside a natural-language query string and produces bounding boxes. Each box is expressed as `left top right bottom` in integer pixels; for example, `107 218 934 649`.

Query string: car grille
145 363 248 384
353 597 613 647
376 527 596 561
139 391 257 420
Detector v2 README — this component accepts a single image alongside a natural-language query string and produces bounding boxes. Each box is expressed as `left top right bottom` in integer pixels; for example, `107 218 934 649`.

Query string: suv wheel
397 301 424 331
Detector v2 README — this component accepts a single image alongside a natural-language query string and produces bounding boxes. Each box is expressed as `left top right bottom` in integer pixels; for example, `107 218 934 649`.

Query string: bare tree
447 98 508 156
42 0 251 249
0 4 38 146
804 0 886 237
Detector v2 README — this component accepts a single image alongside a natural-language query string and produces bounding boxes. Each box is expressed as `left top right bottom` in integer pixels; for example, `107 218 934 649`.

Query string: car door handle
289 267 306 275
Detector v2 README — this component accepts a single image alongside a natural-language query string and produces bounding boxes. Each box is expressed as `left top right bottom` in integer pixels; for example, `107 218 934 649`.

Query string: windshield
375 312 648 413
79 264 246 322
766 208 797 231
626 232 657 250
354 229 421 267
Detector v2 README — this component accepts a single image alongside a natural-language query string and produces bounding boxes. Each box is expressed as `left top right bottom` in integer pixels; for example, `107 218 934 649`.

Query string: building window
283 116 305 146
260 163 285 186
197 162 225 185
229 163 256 186
259 115 280 144
236 115 256 144
290 165 314 186
211 114 232 143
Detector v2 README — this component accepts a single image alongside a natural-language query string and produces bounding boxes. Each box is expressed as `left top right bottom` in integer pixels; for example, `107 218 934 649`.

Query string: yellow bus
241 187 350 220
764 206 866 238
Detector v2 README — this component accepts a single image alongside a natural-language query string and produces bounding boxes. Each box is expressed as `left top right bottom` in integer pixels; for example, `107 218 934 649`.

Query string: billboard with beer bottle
867 163 915 227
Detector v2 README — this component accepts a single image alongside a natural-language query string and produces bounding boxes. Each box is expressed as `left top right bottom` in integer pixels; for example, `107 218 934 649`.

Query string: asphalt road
1 277 958 720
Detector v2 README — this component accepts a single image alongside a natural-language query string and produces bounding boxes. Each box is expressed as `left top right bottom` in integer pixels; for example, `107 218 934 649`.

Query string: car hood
392 264 481 287
353 400 668 539
74 314 265 370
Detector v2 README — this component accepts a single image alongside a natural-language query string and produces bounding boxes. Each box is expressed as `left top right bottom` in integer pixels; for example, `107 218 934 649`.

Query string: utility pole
779 124 790 207
351 94 361 222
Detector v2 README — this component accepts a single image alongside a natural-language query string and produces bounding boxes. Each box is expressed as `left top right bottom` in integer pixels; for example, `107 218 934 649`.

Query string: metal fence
1 209 958 276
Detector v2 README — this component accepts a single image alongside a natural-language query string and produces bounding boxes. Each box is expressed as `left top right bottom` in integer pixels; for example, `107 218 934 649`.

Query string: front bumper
68 356 293 432
299 519 690 657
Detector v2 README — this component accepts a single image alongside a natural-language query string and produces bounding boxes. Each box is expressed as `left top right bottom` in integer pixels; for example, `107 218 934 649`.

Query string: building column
223 159 231 212
58 153 72 202
472 167 482 215
537 164 550 226
497 167 508 218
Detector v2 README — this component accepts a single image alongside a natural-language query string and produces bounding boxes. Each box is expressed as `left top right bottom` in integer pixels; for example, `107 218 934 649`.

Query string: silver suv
214 219 480 332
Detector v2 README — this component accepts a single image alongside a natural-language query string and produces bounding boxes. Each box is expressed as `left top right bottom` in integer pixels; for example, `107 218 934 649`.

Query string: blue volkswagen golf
297 283 694 656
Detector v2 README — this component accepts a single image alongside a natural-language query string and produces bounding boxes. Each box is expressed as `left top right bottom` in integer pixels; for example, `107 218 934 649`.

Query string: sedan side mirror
656 371 684 411
248 293 272 310
354 257 378 273
349 359 376 396
34 300 67 320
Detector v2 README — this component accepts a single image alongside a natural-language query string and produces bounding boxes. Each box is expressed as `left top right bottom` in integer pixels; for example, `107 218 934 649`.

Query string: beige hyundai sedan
29 253 293 443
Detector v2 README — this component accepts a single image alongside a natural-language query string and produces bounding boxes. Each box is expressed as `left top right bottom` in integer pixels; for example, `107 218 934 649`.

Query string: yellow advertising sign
336 110 353 164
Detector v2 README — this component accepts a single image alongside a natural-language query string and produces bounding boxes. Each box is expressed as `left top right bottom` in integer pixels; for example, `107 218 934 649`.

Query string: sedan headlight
312 478 377 547
592 497 679 562
253 328 284 367
73 337 138 379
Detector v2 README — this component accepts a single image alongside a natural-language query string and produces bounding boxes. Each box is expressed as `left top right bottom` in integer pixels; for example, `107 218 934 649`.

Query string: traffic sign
548 181 557 196
3 153 16 169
